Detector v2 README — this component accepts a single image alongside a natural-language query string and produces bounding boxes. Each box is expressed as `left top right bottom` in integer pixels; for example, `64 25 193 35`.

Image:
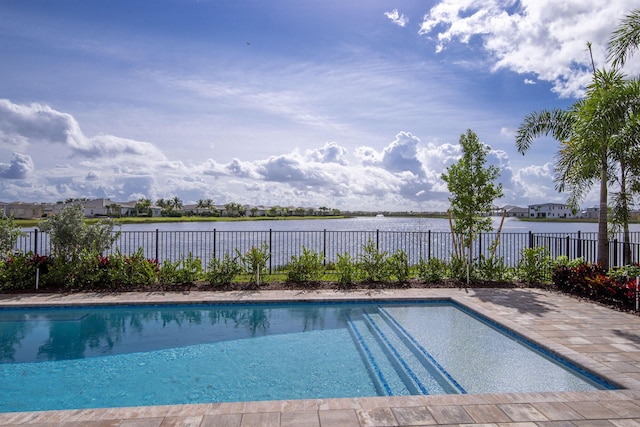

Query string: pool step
374 307 466 395
347 307 465 396
346 313 409 396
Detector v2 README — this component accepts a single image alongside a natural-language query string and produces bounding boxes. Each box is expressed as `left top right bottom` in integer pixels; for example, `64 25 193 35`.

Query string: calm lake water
117 216 640 234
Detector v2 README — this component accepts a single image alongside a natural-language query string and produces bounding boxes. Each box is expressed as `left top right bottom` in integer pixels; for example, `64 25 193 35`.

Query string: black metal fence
13 229 640 272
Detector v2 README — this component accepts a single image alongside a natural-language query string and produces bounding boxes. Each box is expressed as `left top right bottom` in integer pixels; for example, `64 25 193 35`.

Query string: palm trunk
597 163 609 269
620 161 632 266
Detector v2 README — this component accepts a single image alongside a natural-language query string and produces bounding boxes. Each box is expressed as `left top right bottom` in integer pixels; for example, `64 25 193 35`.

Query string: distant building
82 198 113 217
502 205 528 218
1 202 44 219
579 207 599 220
528 203 575 219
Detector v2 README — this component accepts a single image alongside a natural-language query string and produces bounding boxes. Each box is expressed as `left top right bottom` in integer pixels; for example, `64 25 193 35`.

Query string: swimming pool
0 300 616 413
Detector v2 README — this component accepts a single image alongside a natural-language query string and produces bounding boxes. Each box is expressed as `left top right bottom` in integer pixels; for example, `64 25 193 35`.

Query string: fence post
565 235 570 258
34 229 39 256
155 229 159 262
213 229 217 260
478 233 482 259
613 239 618 268
577 230 581 259
427 230 431 260
323 229 327 266
269 229 273 274
376 230 379 251
528 231 533 249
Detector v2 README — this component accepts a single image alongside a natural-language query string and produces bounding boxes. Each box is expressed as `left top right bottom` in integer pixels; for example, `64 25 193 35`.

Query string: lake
17 216 640 268
116 216 639 233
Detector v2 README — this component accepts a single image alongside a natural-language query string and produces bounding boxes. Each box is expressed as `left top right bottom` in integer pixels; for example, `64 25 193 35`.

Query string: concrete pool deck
1 288 640 427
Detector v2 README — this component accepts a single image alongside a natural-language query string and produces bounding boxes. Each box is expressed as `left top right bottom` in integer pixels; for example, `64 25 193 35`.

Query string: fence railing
13 229 640 272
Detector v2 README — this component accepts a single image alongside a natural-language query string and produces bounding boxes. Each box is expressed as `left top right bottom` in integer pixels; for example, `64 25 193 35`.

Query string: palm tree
608 8 640 69
516 68 640 269
156 198 167 209
171 196 183 211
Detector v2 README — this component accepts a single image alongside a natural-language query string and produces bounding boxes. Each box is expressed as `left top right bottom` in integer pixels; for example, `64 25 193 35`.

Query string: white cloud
524 79 536 85
418 0 635 97
385 9 409 27
0 98 576 210
0 99 167 162
0 152 34 179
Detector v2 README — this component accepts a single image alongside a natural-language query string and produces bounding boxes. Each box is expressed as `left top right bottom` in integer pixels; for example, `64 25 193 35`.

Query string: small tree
0 215 24 257
441 129 503 284
39 204 120 260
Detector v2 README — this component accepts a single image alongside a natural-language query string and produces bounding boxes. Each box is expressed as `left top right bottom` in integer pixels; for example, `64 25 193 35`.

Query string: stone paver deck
1 288 640 426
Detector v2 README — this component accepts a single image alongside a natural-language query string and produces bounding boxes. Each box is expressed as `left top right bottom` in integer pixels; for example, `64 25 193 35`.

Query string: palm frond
515 108 573 154
608 8 640 68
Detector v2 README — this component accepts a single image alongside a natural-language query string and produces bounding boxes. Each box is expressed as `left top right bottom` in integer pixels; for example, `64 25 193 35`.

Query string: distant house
120 201 162 217
528 203 575 219
82 198 113 217
2 202 44 219
578 207 599 219
503 205 528 218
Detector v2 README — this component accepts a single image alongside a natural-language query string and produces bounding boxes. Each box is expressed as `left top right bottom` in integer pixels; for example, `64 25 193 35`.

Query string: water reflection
0 304 350 363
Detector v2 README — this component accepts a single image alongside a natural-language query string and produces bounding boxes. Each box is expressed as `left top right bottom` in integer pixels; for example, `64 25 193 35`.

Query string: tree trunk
620 163 632 266
597 164 609 269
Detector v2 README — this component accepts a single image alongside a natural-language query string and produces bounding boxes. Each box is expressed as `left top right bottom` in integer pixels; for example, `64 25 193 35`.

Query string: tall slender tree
441 129 503 283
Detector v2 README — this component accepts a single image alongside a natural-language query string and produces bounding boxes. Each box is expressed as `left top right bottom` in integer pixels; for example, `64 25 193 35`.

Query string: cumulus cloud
0 152 34 179
418 0 634 97
0 99 166 161
380 132 425 177
306 142 348 165
385 9 409 27
511 162 560 201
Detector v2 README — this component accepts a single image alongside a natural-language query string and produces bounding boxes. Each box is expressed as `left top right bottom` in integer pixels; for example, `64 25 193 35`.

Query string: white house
503 205 528 218
528 203 576 219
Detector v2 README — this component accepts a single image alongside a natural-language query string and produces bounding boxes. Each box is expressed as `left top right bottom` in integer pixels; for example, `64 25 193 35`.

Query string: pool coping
1 288 640 426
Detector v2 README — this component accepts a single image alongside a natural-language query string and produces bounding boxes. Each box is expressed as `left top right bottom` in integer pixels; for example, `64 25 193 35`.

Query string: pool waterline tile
1 288 639 426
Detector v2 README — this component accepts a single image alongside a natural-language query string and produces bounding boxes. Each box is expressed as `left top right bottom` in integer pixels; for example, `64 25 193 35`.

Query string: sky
1 0 639 212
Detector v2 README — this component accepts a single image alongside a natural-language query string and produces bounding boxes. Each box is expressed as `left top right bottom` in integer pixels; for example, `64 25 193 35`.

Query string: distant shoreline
14 213 610 229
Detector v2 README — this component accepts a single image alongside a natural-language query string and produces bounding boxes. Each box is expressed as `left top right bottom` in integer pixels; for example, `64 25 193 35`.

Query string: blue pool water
0 300 616 412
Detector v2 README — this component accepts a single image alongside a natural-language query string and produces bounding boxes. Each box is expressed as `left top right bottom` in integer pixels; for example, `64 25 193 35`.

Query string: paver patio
0 288 639 426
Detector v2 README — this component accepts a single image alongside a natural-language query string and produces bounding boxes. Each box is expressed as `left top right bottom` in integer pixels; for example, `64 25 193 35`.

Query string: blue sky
0 0 637 211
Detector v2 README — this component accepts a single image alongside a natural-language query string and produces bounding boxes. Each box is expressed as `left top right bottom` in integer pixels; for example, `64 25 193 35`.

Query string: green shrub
206 253 243 286
335 253 357 288
553 256 584 269
517 247 552 284
287 247 325 284
39 204 120 261
358 240 390 282
0 253 37 290
476 255 511 281
43 249 101 289
447 256 470 282
386 250 409 284
122 249 159 288
237 243 270 285
416 257 447 283
159 253 203 285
